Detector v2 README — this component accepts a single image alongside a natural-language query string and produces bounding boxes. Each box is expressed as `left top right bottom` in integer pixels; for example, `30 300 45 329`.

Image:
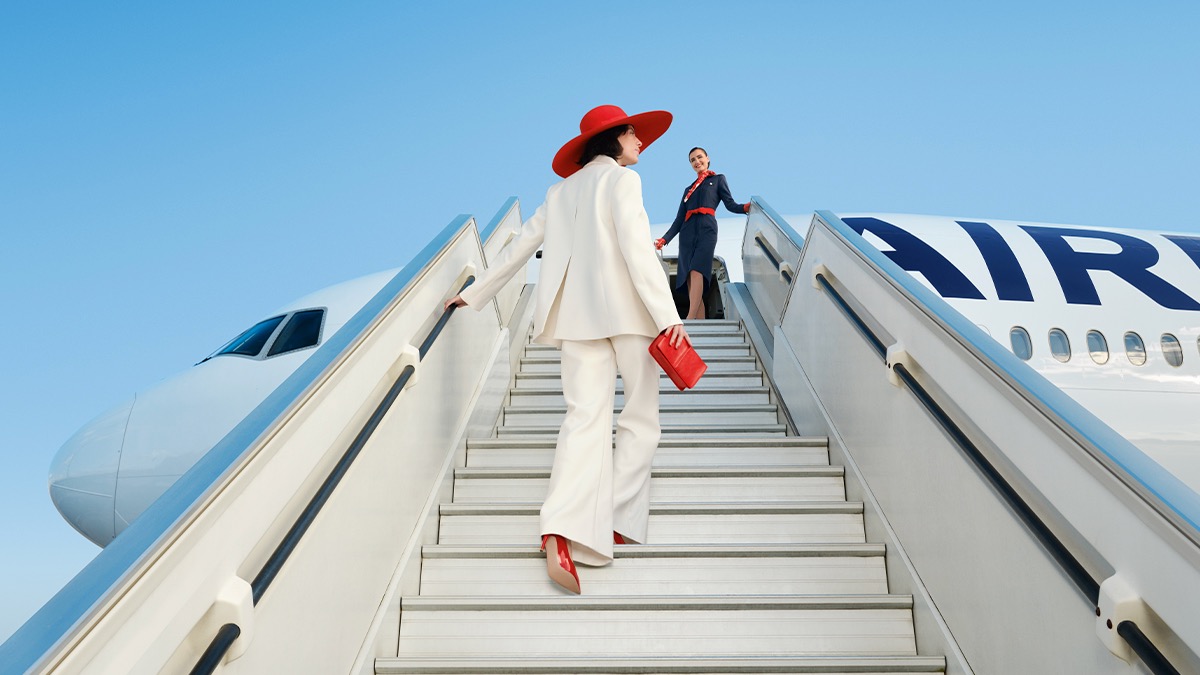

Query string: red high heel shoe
540 534 580 594
613 531 627 545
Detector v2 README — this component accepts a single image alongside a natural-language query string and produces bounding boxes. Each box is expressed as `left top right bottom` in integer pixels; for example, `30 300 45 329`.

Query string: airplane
47 210 1200 547
48 268 400 546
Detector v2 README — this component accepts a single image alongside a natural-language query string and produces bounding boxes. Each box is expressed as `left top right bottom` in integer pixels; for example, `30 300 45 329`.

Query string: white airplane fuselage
844 213 1200 489
48 212 1200 546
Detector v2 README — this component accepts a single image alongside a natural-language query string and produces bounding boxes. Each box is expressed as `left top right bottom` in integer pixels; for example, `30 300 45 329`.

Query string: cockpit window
203 308 327 363
1048 328 1071 363
1161 334 1183 367
1086 330 1109 365
1124 332 1147 366
214 315 286 357
268 309 325 357
1009 327 1032 361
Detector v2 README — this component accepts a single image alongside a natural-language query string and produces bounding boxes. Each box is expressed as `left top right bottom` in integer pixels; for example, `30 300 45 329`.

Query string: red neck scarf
683 170 716 202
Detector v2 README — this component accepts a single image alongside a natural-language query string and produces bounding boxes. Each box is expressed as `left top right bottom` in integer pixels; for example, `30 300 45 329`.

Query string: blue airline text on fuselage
1166 234 1200 272
957 220 1034 302
843 217 986 299
843 217 1200 311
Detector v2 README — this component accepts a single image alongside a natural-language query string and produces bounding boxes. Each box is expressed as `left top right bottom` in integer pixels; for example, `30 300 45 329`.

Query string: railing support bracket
811 262 830 289
196 577 253 664
391 345 421 390
885 343 913 388
1097 574 1149 663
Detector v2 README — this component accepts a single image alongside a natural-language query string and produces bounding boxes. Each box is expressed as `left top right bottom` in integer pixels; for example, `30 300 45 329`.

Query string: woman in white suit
444 105 687 593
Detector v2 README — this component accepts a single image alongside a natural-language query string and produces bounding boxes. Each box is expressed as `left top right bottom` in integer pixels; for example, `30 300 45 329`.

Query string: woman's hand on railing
663 322 689 348
654 238 666 250
443 295 467 313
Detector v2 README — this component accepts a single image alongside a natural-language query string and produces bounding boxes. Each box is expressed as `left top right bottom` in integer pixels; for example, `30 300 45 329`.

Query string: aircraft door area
662 254 729 320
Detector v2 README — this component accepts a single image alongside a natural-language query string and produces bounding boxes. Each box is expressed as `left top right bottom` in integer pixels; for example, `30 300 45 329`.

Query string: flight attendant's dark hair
689 146 707 157
578 125 631 166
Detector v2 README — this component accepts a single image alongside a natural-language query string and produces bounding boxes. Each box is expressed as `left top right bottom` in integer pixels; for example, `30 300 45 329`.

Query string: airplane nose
48 397 135 547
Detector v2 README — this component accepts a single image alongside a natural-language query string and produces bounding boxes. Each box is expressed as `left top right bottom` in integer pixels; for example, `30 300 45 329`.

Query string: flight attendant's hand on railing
654 238 666 250
443 295 467 313
663 322 689 348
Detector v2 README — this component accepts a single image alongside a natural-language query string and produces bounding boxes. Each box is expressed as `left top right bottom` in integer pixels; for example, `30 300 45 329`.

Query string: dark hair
578 125 631 166
689 146 707 157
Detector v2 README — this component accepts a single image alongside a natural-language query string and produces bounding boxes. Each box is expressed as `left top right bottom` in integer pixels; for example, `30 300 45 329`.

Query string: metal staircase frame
746 201 1200 673
6 195 1198 674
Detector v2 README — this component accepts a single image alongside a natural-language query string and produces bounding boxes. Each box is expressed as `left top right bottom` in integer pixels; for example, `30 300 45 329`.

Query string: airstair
7 199 1199 675
375 320 946 673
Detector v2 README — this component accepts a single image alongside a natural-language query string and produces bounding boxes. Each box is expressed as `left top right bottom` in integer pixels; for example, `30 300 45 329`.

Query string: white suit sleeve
459 201 547 310
611 170 683 332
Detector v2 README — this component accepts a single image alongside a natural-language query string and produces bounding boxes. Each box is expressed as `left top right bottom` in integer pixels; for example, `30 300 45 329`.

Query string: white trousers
540 334 660 566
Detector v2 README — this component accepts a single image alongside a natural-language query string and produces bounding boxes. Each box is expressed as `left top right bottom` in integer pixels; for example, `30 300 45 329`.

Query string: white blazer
460 156 680 347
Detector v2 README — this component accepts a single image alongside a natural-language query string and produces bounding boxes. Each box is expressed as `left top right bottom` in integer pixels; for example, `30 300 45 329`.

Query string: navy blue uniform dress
659 173 748 292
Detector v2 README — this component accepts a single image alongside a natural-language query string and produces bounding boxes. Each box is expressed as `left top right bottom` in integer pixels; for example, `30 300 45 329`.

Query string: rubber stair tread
521 354 754 363
503 404 779 414
467 436 828 449
454 467 844 478
515 371 757 377
400 594 914 611
375 654 946 673
494 426 788 437
422 543 886 558
508 385 771 395
497 423 787 431
440 502 864 515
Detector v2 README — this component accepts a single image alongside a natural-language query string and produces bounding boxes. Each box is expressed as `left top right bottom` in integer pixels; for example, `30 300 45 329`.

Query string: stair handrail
0 213 477 674
806 209 1200 548
190 274 474 674
742 196 802 324
813 266 1179 675
783 207 1197 674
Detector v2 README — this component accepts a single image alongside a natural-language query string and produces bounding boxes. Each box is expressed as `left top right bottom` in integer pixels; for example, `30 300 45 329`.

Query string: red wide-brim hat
551 105 673 178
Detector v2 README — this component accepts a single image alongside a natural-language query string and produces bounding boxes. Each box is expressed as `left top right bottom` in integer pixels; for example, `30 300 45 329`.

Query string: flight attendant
444 105 688 594
655 147 750 319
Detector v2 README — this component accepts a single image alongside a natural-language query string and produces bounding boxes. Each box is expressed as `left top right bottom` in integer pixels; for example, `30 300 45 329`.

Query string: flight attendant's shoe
540 534 581 594
613 531 627 545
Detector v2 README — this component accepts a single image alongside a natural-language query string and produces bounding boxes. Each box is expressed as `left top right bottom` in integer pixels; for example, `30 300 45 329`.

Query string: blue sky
1 1 1198 642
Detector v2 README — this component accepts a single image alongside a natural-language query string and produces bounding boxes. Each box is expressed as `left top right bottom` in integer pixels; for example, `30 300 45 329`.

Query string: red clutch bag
649 331 708 391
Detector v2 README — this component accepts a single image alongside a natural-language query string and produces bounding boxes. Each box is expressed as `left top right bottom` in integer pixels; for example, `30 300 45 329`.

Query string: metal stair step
518 355 757 373
419 544 886 596
395 595 916 658
507 386 772 407
495 424 788 437
465 437 829 468
500 404 780 428
527 331 747 346
514 371 765 389
467 436 826 449
437 502 867 546
677 319 742 330
524 343 752 358
452 467 845 503
376 654 947 674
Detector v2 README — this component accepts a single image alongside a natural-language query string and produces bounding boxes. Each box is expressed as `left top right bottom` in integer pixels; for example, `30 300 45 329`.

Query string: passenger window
268 309 325 357
1125 332 1147 366
1048 328 1071 363
214 315 286 358
1086 330 1109 365
1161 334 1183 367
1009 327 1032 361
